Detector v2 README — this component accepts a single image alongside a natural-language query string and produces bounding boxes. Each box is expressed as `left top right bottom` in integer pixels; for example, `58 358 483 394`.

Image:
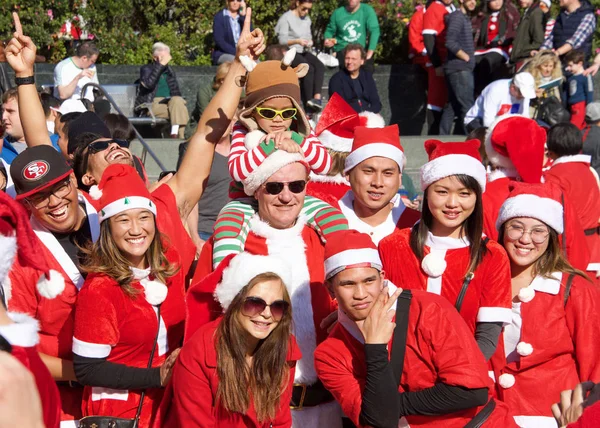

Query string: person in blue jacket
212 0 248 65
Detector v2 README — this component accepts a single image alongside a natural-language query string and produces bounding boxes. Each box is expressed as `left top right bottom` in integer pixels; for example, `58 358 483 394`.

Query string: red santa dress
314 284 517 427
544 155 600 281
0 313 62 428
8 191 100 424
489 272 600 427
72 245 185 428
379 228 513 333
164 318 301 427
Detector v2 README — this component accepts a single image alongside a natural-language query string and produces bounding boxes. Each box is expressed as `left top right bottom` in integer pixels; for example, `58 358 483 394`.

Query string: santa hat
496 183 564 233
344 125 404 173
0 192 65 300
358 112 386 128
485 115 546 183
324 230 382 280
89 164 156 222
420 139 487 191
315 93 361 153
238 51 312 137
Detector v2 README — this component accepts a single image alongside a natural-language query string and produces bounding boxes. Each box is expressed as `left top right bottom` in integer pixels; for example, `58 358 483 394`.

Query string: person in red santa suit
482 114 591 272
72 164 185 428
379 139 512 361
189 147 341 426
7 145 99 426
543 123 600 285
489 182 600 427
314 229 517 427
163 252 300 427
0 191 61 428
309 93 385 204
338 124 421 246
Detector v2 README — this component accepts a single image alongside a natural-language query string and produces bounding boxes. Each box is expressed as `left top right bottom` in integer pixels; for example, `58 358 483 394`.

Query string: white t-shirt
53 57 99 101
464 79 531 128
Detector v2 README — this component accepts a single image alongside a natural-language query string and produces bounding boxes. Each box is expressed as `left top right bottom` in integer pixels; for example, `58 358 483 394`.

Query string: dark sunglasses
263 180 306 195
81 138 130 175
242 297 290 320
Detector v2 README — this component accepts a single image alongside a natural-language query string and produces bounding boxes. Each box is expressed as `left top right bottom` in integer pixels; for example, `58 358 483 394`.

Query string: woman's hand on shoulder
160 348 182 386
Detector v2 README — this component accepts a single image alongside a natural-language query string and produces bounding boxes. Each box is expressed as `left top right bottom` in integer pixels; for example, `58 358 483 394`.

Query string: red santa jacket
422 0 454 63
379 228 512 332
568 400 600 427
489 273 600 425
0 313 61 428
544 155 600 271
314 287 518 427
72 247 185 428
163 318 301 427
482 175 591 271
409 5 429 64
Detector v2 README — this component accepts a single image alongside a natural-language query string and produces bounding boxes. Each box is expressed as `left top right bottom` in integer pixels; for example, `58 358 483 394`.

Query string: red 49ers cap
10 146 73 200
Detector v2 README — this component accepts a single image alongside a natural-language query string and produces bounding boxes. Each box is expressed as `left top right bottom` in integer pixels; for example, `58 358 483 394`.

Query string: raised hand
4 13 37 77
359 286 402 344
236 8 265 62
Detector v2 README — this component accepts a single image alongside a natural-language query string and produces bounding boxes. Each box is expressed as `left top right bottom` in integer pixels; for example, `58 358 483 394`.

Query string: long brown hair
498 224 590 281
327 149 349 176
216 273 293 422
80 215 178 296
410 174 487 276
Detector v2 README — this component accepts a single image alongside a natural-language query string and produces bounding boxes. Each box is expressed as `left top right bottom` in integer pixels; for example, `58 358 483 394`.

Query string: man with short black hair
53 41 100 101
328 44 381 114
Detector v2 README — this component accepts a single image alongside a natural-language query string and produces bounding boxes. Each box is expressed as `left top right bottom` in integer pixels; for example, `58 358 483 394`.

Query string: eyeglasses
506 224 550 244
82 138 130 174
255 107 297 120
242 297 290 320
263 180 307 195
26 179 72 209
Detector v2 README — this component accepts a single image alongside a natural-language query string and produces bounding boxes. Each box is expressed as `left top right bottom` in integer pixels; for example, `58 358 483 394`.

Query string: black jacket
511 3 545 63
328 69 382 114
135 62 182 111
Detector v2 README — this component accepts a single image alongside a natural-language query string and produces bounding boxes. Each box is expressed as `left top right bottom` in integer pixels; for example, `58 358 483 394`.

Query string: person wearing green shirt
324 0 380 71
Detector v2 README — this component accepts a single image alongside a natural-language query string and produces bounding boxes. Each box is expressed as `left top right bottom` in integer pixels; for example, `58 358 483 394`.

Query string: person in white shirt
464 72 536 130
53 41 99 101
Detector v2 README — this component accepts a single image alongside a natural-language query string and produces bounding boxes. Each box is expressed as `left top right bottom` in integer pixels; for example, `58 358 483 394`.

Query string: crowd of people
0 2 600 428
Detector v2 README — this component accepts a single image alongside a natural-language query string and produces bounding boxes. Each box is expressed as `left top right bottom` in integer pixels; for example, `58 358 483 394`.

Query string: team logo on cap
22 161 49 181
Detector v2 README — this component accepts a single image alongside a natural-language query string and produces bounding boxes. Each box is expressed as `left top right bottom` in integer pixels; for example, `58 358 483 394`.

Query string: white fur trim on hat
325 248 382 280
37 269 66 299
420 154 487 192
99 196 157 223
215 252 293 310
0 235 16 286
496 194 564 233
344 143 404 174
242 150 306 196
421 253 447 278
484 114 518 171
359 111 386 128
141 278 168 306
318 129 353 153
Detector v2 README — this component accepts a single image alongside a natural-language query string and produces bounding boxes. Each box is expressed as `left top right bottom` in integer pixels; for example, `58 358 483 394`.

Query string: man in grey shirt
275 1 325 111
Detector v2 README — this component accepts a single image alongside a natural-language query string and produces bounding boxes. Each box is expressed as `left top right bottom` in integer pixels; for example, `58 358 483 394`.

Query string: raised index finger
242 8 252 34
13 12 23 36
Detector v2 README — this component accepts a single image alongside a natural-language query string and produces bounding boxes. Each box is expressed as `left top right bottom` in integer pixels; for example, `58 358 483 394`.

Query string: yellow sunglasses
255 107 298 120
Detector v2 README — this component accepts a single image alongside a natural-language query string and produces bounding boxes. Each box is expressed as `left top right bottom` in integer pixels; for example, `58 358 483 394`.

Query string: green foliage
3 0 600 65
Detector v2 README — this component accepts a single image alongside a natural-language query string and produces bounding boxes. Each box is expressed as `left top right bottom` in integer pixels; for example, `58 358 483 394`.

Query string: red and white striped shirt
228 122 332 182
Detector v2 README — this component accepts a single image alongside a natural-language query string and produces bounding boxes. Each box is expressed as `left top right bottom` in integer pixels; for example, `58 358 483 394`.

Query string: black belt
464 398 496 428
290 380 334 409
584 227 600 236
56 380 83 388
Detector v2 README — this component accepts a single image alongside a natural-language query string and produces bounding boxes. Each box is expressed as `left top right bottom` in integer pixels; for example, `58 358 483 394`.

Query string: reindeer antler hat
238 50 312 136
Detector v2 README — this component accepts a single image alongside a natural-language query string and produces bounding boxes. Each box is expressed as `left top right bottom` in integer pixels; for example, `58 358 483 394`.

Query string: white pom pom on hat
89 185 103 201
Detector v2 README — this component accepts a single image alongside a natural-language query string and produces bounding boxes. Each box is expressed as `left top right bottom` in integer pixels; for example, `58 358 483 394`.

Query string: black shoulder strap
561 193 567 257
455 238 489 313
564 274 575 308
390 289 412 388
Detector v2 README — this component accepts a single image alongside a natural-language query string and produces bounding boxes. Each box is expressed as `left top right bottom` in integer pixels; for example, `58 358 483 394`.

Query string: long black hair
410 174 487 277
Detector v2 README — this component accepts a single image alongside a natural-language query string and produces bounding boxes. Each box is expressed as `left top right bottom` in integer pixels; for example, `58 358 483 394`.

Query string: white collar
488 167 519 182
551 154 592 167
249 214 307 239
338 280 399 345
339 191 406 227
130 267 151 280
530 272 562 295
425 231 470 250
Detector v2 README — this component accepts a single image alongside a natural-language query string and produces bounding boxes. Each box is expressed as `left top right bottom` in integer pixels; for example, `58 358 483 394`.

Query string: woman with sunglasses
379 140 513 361
489 183 600 427
208 55 348 270
72 164 185 427
275 0 325 111
165 252 299 427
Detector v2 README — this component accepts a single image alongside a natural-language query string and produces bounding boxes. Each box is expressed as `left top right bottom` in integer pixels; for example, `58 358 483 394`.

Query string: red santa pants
570 101 586 130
